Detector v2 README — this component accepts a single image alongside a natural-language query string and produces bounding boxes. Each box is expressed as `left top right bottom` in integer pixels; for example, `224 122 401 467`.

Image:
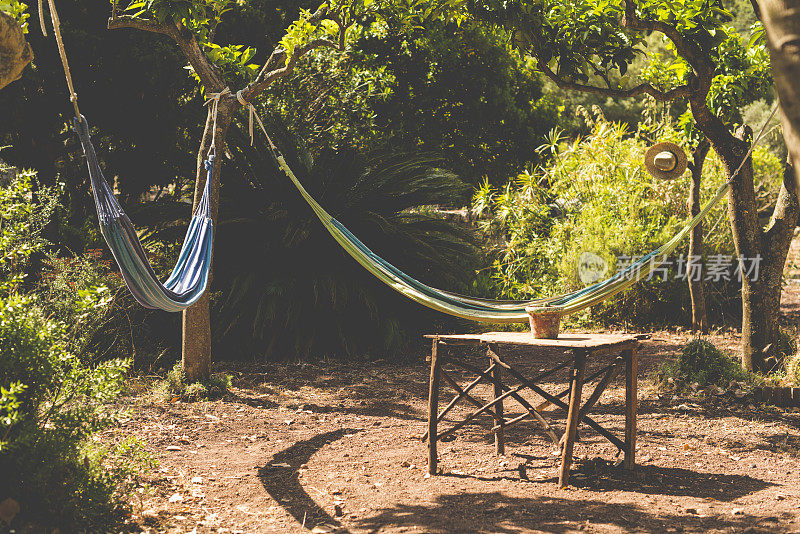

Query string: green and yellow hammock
273 154 731 323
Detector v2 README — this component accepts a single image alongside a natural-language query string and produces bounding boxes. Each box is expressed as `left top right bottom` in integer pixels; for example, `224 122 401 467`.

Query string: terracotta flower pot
525 306 563 339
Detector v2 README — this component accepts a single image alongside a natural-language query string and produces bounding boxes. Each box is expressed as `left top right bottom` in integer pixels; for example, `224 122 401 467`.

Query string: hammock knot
235 88 280 156
204 87 230 157
72 114 91 143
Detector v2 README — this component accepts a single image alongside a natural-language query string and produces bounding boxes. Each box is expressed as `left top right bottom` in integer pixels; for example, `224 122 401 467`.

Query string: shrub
781 330 800 384
776 329 798 368
0 168 57 296
211 135 480 359
0 163 152 528
37 249 141 364
474 109 781 327
787 353 800 386
676 339 749 385
0 295 148 528
654 339 752 391
152 362 232 401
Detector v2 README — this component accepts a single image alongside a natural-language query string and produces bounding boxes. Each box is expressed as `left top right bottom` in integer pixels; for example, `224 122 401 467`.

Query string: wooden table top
425 332 641 350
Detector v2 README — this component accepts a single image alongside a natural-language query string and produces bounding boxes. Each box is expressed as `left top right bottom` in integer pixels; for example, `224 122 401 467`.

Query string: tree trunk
738 171 798 372
760 0 800 192
181 100 234 382
0 10 32 92
691 101 799 372
760 164 800 366
722 128 771 372
687 139 709 332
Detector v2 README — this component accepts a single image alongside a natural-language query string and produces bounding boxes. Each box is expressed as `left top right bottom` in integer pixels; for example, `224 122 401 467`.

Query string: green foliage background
475 109 784 327
0 167 151 528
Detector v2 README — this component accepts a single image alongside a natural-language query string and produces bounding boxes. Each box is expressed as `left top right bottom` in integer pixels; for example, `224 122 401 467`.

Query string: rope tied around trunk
235 89 280 157
204 87 230 157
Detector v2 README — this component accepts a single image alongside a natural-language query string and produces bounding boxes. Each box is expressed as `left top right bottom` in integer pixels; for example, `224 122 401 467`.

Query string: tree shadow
224 390 279 409
435 460 771 502
289 399 426 423
354 491 784 533
258 429 362 533
568 461 772 500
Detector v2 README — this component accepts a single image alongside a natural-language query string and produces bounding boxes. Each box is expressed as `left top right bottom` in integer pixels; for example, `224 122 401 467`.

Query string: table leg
490 361 505 456
427 337 441 475
559 349 586 488
624 347 638 471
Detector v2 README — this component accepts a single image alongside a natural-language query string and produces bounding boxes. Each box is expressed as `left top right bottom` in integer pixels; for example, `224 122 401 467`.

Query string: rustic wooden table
423 332 640 488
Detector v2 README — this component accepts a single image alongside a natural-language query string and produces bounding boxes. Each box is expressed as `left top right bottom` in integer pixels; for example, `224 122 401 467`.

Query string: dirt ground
111 328 800 534
106 238 800 534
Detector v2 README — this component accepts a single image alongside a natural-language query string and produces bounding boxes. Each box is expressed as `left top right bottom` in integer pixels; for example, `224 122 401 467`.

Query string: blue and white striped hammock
74 116 213 312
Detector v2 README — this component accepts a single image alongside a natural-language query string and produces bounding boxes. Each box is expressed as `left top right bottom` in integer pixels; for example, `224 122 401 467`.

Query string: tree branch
537 61 692 101
621 0 715 92
237 4 346 104
107 15 178 38
242 38 340 101
108 15 226 92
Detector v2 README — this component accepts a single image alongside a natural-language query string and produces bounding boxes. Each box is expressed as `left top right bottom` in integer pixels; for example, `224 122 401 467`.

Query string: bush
781 330 800 384
0 168 57 296
654 339 752 391
209 136 480 360
787 353 800 386
474 109 782 327
0 295 148 528
776 329 798 368
152 362 232 401
0 163 152 529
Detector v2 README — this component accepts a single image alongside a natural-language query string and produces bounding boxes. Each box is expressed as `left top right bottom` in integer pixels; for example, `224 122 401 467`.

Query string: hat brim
645 141 688 180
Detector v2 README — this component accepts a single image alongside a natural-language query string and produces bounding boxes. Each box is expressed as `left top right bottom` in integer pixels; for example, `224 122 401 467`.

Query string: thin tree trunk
181 101 234 382
723 127 770 371
760 164 800 366
721 142 798 372
688 139 709 332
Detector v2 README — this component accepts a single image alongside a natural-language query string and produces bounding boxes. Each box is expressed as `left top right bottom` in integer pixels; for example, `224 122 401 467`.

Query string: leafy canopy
469 0 771 123
119 0 461 91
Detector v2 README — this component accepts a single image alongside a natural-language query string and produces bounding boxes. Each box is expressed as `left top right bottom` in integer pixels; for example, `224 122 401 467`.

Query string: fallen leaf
168 493 183 504
166 445 182 451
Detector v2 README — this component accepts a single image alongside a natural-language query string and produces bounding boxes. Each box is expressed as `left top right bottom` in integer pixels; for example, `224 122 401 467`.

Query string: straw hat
644 141 688 180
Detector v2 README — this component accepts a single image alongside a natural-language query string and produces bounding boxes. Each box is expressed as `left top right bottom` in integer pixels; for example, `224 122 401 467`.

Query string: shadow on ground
355 492 783 533
259 429 362 533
